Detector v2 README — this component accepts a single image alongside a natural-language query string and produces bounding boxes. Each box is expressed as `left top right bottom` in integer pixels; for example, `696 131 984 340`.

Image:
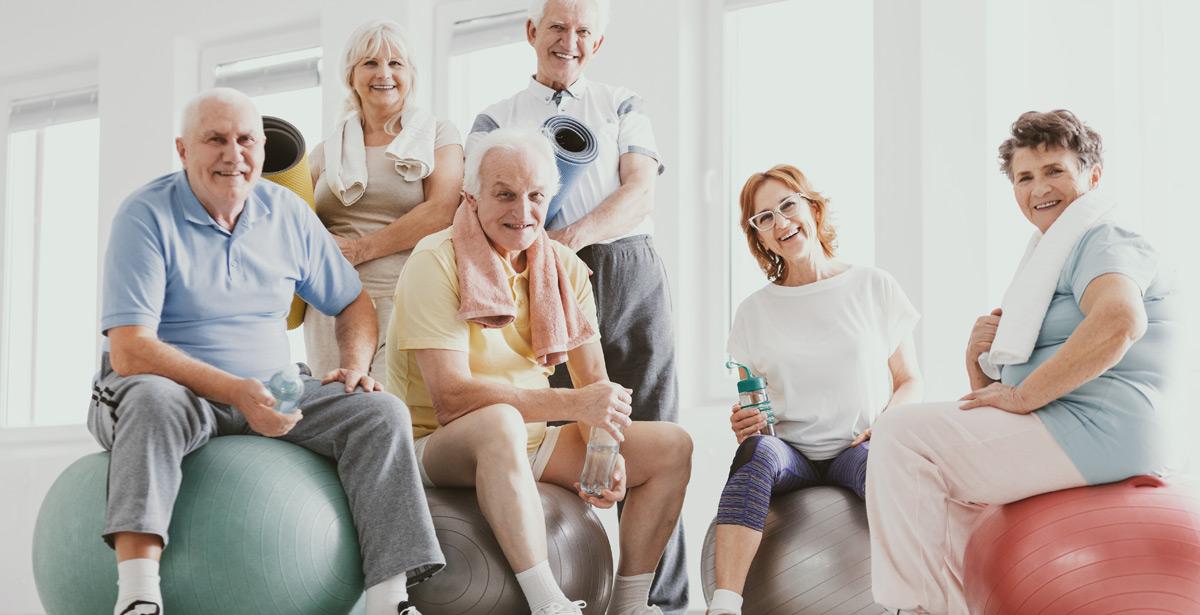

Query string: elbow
108 346 140 377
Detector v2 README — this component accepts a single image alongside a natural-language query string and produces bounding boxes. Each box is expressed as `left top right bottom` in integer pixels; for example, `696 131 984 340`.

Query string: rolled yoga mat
541 114 598 227
261 115 315 330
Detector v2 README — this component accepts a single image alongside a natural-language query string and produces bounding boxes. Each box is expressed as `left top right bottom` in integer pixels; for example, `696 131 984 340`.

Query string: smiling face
175 96 264 212
468 148 555 266
527 0 604 91
750 179 820 263
350 42 411 114
1009 144 1102 233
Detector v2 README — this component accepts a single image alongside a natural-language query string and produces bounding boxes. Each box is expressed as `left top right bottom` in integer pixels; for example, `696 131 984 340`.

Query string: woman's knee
729 434 790 476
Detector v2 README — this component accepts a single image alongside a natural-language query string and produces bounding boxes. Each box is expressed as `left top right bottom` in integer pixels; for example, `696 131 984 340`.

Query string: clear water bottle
267 363 305 414
579 427 620 497
726 360 776 436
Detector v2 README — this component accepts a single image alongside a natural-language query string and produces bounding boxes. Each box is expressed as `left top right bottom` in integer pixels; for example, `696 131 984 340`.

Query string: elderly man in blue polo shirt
87 88 441 615
466 1 685 613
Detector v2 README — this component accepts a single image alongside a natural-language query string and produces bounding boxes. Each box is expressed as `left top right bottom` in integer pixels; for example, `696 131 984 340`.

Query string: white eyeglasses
747 193 810 232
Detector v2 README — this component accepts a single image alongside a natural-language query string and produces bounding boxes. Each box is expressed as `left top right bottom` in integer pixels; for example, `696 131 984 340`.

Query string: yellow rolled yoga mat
261 116 315 330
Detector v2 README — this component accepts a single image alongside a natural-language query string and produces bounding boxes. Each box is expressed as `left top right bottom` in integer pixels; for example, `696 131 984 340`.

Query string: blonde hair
341 20 416 136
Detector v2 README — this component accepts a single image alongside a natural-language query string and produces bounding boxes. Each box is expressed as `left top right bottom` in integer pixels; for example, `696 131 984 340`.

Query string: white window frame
198 26 321 93
0 68 99 430
432 0 529 121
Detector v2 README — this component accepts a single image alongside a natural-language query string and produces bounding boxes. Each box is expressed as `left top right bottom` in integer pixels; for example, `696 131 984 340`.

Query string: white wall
2 1 1198 613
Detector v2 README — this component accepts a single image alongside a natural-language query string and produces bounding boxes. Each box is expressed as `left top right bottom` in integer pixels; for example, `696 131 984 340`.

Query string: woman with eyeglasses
705 164 924 615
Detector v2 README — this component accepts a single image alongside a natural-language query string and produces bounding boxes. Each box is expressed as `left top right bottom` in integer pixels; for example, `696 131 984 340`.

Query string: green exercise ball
33 435 364 614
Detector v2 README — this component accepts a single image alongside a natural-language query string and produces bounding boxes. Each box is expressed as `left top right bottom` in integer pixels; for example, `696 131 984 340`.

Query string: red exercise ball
964 475 1200 615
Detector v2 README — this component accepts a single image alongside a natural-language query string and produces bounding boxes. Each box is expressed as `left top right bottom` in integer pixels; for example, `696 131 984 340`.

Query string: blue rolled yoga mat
541 114 598 227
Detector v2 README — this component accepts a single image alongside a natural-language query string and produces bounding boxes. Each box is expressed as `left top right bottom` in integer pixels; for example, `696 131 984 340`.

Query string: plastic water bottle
726 360 776 436
579 427 620 497
267 363 305 414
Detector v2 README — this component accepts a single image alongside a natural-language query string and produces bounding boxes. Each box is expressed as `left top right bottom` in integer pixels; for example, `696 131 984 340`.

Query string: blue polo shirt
100 171 360 381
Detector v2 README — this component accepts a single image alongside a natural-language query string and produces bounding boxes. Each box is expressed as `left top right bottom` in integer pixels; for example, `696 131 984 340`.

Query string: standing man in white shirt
465 1 685 613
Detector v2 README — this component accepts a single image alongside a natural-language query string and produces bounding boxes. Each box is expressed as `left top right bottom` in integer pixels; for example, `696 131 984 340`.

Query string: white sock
707 589 743 615
610 572 654 614
364 573 409 615
515 560 571 612
114 558 161 615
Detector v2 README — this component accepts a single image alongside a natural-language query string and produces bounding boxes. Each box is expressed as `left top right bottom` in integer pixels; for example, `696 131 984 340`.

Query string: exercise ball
701 486 886 614
410 484 613 615
964 475 1200 615
33 436 364 614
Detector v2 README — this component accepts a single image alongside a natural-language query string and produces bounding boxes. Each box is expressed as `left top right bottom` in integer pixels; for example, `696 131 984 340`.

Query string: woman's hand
959 382 1036 414
730 402 767 444
967 307 1003 364
575 453 626 508
848 428 872 447
334 235 367 267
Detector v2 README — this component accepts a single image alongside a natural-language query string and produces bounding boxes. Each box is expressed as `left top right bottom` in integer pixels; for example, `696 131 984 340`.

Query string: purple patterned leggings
715 435 869 531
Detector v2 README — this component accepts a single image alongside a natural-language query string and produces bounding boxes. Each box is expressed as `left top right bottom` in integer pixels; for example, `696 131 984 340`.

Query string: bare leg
713 524 762 594
113 532 163 563
420 404 546 572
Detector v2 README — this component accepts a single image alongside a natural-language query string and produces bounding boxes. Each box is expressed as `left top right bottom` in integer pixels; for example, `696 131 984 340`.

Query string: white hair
179 87 261 139
341 19 416 135
464 129 560 200
528 0 610 36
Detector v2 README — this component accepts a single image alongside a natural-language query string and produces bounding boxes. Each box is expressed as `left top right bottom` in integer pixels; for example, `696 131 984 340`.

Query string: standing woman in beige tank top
306 19 465 381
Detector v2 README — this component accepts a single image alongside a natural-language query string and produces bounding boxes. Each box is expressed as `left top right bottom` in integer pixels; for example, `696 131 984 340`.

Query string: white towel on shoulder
324 107 438 206
978 189 1116 380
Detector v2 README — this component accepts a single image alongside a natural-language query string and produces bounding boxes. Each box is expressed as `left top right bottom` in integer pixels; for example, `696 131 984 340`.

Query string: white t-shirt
726 266 919 460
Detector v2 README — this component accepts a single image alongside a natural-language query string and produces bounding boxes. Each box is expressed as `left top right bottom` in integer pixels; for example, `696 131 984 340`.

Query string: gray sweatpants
87 354 444 587
548 235 688 614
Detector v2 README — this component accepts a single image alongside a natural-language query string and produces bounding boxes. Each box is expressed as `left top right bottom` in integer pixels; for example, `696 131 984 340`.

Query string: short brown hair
998 110 1103 180
738 164 837 283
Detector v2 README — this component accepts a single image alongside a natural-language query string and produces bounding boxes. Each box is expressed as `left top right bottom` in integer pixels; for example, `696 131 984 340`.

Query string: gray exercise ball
411 484 613 615
701 486 886 614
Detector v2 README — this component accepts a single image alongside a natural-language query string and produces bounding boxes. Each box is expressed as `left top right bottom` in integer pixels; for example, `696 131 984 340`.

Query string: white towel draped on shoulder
323 106 438 206
978 189 1116 380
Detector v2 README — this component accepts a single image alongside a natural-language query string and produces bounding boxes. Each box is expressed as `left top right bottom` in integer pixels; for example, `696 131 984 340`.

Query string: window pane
33 118 100 426
725 0 875 315
2 129 37 427
448 41 532 136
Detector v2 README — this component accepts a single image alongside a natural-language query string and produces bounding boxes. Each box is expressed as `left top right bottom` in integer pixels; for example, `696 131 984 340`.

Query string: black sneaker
119 601 161 615
397 600 422 615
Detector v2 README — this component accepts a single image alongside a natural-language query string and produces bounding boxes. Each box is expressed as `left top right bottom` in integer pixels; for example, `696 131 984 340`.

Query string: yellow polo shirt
387 227 600 452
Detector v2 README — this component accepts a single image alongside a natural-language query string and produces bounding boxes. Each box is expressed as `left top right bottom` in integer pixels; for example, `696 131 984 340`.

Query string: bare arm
343 145 465 265
886 334 924 408
108 326 299 436
961 273 1147 413
549 152 656 251
414 341 632 441
326 289 382 391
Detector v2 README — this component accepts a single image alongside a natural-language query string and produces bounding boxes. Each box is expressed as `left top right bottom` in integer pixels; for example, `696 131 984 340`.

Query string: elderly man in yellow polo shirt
386 127 691 615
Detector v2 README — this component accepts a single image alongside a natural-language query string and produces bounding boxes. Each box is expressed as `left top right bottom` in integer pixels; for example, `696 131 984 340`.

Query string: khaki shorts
413 425 563 487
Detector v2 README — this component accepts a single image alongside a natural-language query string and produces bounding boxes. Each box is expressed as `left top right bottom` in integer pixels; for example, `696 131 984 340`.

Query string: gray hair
179 87 261 139
464 129 561 200
341 19 416 135
528 0 610 36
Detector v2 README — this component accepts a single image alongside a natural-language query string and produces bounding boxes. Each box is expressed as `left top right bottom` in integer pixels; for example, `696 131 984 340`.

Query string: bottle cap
283 363 300 377
737 376 767 393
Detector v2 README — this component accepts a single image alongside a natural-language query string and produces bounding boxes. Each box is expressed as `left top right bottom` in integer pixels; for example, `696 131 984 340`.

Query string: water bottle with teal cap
726 360 776 436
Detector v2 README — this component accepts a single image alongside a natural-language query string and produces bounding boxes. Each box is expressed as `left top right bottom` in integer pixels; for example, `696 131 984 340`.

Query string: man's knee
468 404 528 456
352 392 414 437
116 376 199 432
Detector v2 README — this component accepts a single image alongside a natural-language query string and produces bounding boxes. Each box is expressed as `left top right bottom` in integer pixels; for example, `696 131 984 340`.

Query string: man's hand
575 453 626 509
231 377 303 437
322 368 383 393
729 401 767 444
575 381 633 442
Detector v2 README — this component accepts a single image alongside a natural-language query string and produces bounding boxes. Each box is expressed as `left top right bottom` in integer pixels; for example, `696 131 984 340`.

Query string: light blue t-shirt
100 171 361 381
1001 223 1183 484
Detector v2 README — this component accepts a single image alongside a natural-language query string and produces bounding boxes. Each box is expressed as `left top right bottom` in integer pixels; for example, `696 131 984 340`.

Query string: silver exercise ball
701 486 886 614
411 483 613 614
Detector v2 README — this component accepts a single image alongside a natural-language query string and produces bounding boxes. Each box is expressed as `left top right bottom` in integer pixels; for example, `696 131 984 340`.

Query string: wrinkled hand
967 307 1003 364
334 235 365 267
959 382 1035 414
575 453 626 509
546 226 583 252
848 428 872 447
576 381 633 442
322 368 383 393
232 377 303 437
729 402 768 444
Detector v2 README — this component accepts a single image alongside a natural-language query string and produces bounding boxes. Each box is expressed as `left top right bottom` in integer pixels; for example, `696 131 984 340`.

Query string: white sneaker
532 600 587 615
397 601 422 615
706 608 739 615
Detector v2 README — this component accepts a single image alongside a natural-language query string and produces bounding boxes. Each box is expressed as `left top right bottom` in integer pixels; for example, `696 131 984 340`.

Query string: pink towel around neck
452 203 596 366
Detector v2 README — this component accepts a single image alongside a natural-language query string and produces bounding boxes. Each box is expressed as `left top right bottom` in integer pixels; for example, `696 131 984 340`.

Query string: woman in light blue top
865 109 1182 615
